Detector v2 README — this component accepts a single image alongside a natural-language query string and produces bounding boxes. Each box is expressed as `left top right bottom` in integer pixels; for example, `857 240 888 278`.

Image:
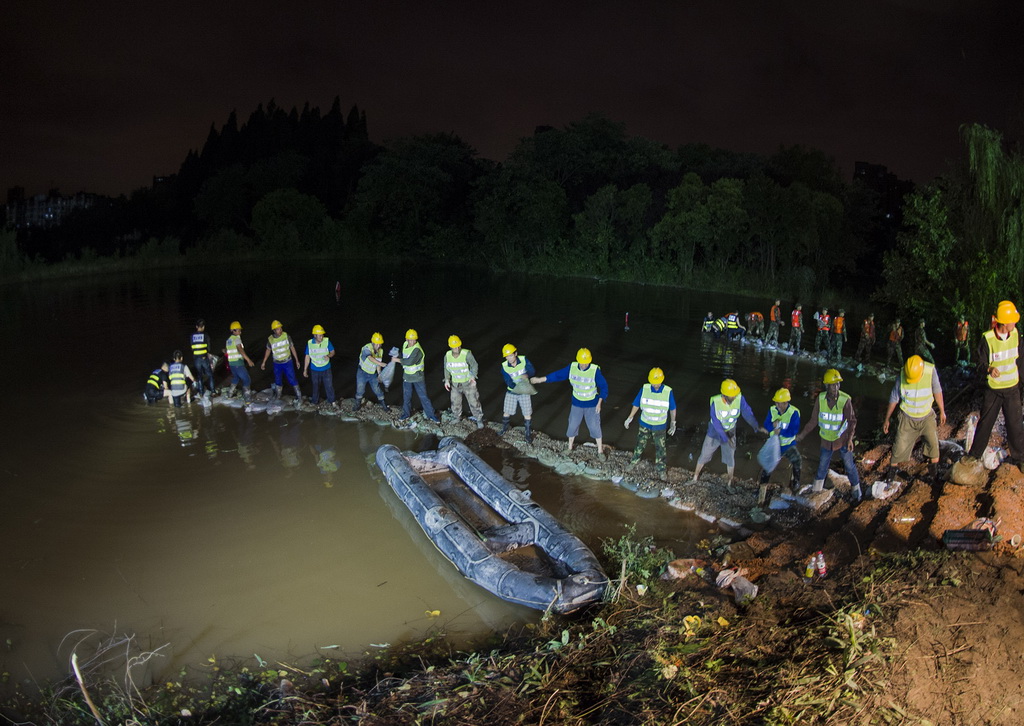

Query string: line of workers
702 301 970 367
144 299 1020 502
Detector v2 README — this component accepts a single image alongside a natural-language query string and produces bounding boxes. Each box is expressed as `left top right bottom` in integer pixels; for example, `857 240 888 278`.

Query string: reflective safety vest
749 312 763 322
147 369 164 389
268 332 292 363
702 318 715 332
791 309 802 328
502 357 526 391
711 394 741 432
771 305 782 323
168 362 187 395
725 314 740 329
569 362 599 402
226 334 243 364
308 337 332 369
818 391 850 441
714 318 727 332
190 332 208 357
402 341 425 375
359 343 381 374
817 313 831 332
984 328 1020 389
639 384 672 427
899 362 935 418
862 319 875 338
770 404 799 447
833 316 845 334
445 349 472 383
955 321 969 343
889 325 903 343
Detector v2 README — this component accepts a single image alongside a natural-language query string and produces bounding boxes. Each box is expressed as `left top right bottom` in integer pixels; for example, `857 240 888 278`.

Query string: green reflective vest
268 332 292 363
639 384 672 427
569 362 599 402
818 391 850 441
770 404 799 447
402 342 425 376
502 357 526 392
307 337 331 369
359 343 381 375
226 335 243 364
712 394 741 432
898 362 935 418
984 328 1019 389
445 349 472 383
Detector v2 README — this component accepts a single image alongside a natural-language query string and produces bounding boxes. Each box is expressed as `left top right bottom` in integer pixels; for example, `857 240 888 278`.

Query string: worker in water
855 313 876 363
886 318 904 368
701 312 716 334
724 311 745 340
624 367 677 477
392 328 440 423
531 347 609 454
813 307 831 355
966 300 1024 463
444 335 484 429
766 299 784 347
789 303 804 352
303 324 337 408
499 344 536 443
757 388 802 505
712 316 728 338
914 319 936 364
144 362 170 405
954 315 970 365
691 379 764 489
830 309 847 360
354 332 388 411
882 355 947 479
746 311 764 338
260 320 302 403
168 349 196 407
190 318 215 399
224 321 255 401
796 369 863 503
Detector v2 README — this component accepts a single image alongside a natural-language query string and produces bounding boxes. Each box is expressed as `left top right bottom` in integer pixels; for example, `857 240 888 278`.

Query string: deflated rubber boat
375 437 607 613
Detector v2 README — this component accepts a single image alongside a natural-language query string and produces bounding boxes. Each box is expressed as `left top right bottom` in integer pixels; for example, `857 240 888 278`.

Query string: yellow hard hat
405 328 418 340
502 343 517 358
823 368 843 385
448 334 462 349
648 367 665 385
311 324 326 335
995 300 1020 325
371 332 384 345
773 388 792 403
271 319 282 330
904 355 925 384
576 348 593 365
720 379 740 397
230 321 242 331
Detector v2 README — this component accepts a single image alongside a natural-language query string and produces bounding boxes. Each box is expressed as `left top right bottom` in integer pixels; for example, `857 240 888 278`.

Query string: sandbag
510 376 537 395
756 435 782 473
379 361 397 391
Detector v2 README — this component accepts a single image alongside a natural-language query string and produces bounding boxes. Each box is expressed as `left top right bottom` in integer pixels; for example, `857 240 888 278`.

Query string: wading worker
531 347 608 455
966 300 1024 462
882 355 946 477
757 388 802 505
303 324 336 408
795 369 863 503
168 349 196 407
144 362 170 405
691 379 764 489
393 328 440 423
623 367 677 477
443 335 484 429
260 319 302 403
354 332 388 411
190 319 215 398
224 321 255 400
499 343 536 443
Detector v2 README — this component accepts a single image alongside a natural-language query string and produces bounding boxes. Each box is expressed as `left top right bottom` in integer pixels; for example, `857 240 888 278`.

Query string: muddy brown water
0 261 892 689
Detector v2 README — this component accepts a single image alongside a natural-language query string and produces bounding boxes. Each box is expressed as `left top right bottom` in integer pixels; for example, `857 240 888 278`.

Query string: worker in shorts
691 379 764 489
499 343 536 443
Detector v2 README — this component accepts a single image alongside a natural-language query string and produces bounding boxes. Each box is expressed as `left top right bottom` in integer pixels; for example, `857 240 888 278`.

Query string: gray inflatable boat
375 437 607 613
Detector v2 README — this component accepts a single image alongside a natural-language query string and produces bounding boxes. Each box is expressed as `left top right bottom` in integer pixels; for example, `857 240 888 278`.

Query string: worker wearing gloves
882 355 946 478
691 379 764 489
795 368 863 502
624 367 677 477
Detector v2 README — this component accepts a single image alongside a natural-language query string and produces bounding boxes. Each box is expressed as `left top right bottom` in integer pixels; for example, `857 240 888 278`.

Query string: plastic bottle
816 551 827 578
804 557 816 579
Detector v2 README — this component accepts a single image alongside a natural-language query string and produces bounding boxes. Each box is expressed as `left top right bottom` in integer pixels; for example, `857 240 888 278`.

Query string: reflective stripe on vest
402 342 425 375
226 335 243 364
639 384 672 427
791 310 802 327
817 314 831 331
190 332 208 357
702 320 714 332
818 391 850 441
569 362 598 402
308 337 331 368
168 362 187 394
725 314 739 329
445 349 471 383
833 316 845 334
712 394 741 432
268 332 291 362
770 404 798 447
984 328 1019 389
147 370 163 389
502 358 526 391
771 305 781 323
899 362 935 418
359 343 380 374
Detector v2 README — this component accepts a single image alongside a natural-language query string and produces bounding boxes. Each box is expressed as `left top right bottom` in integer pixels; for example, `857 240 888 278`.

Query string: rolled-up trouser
402 379 437 419
968 386 1024 459
449 380 483 420
566 404 601 440
310 368 335 404
355 368 385 403
697 433 736 468
228 363 251 389
193 356 215 394
815 444 860 486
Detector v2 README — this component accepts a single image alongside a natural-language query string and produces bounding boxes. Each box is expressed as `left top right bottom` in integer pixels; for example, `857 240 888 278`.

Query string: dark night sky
3 1 1022 197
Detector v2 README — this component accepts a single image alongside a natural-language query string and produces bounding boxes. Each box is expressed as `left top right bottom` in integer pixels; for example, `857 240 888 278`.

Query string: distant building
4 189 100 229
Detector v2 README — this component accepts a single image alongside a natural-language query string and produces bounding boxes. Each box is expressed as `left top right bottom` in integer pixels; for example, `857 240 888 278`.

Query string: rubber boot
293 385 302 406
757 483 769 506
476 417 484 430
524 420 532 444
271 384 280 400
227 383 237 399
499 417 511 436
850 483 863 504
811 478 825 493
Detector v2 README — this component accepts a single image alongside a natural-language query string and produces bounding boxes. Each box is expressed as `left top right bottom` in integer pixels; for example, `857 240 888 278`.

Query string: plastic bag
757 435 782 473
379 361 397 391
